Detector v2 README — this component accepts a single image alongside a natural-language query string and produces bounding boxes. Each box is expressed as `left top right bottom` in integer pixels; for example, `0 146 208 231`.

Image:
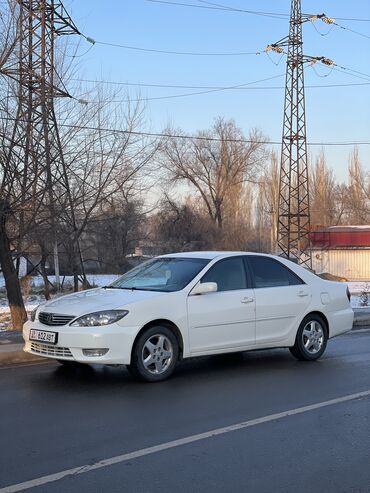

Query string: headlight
30 305 39 322
70 310 129 327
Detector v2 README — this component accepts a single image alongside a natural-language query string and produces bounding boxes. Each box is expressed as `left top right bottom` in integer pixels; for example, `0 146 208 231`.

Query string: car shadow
44 347 317 391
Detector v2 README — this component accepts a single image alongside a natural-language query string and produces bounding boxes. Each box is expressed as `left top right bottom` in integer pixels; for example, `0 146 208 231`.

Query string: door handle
241 297 254 304
297 291 309 297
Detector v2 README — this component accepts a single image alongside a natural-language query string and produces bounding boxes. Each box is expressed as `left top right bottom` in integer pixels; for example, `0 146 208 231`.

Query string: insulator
321 57 335 66
322 17 335 24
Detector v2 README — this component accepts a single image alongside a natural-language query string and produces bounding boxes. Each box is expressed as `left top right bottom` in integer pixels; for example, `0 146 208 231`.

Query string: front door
187 257 256 354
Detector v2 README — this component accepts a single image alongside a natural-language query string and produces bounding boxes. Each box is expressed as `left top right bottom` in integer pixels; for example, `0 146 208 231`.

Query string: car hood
40 288 168 317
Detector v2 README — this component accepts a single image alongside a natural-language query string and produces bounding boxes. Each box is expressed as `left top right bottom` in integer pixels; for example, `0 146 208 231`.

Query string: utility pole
1 0 81 289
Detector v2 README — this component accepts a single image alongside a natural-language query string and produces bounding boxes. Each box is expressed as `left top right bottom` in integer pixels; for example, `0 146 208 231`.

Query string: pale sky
64 0 370 183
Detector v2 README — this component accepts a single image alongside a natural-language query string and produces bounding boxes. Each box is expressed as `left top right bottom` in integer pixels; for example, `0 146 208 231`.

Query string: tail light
346 286 351 302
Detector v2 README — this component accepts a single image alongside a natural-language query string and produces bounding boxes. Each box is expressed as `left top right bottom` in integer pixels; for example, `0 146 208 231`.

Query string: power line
47 125 370 146
310 18 370 41
145 0 370 22
335 17 370 22
71 78 370 91
68 63 370 104
332 65 370 81
81 74 286 103
334 22 370 40
145 0 289 19
1 116 368 146
88 39 261 56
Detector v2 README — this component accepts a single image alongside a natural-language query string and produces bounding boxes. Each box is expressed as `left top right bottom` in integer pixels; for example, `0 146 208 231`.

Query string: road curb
0 345 44 366
353 311 370 328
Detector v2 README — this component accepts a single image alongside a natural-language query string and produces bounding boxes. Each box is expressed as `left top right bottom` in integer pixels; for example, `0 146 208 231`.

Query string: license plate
29 329 58 345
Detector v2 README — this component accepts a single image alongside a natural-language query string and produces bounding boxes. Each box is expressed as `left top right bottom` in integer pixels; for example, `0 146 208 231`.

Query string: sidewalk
1 309 369 367
0 331 44 366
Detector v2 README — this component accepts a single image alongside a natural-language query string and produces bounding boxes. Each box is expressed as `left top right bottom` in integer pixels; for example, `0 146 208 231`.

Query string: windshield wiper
101 286 130 290
102 285 167 292
102 285 152 291
126 287 151 291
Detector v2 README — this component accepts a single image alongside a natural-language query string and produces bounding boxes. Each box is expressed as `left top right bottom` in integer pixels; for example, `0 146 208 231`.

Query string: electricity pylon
276 0 311 266
1 1 81 288
266 2 336 267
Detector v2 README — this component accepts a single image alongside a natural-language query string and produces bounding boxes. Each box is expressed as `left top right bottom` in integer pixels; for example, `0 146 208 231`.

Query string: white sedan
23 252 353 381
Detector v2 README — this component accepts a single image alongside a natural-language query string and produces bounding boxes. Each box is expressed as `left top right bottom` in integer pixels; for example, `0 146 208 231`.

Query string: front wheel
290 315 328 361
128 326 179 382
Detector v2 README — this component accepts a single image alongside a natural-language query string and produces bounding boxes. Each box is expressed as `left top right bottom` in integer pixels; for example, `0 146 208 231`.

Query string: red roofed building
310 226 370 281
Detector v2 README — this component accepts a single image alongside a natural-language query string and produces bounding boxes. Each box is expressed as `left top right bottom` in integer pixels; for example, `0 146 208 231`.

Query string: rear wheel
290 314 328 361
128 326 179 382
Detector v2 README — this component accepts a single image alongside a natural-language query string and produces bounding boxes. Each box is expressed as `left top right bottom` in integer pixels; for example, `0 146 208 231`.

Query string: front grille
30 342 73 359
38 312 75 326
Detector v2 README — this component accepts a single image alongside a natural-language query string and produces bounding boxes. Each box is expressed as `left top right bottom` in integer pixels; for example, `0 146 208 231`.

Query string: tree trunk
40 246 51 300
215 209 223 229
72 244 79 292
0 204 27 330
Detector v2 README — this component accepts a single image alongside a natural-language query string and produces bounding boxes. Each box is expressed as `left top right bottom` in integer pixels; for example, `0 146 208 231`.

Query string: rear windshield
109 257 210 292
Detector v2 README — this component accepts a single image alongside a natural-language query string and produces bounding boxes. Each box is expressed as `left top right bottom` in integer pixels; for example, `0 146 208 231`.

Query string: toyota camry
23 252 353 381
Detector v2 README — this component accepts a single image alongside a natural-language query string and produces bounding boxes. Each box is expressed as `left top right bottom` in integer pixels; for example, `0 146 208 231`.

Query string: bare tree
54 93 157 290
0 106 47 328
346 148 369 224
310 150 337 227
160 118 267 229
152 195 217 253
257 151 280 253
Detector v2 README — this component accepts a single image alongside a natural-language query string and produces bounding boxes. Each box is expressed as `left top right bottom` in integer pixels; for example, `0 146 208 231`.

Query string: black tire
289 314 328 361
128 325 179 382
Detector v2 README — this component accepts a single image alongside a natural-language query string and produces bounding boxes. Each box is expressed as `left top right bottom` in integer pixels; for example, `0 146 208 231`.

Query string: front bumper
23 320 139 365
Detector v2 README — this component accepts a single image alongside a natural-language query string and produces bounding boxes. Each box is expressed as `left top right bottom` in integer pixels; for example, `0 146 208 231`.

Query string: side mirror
191 282 218 296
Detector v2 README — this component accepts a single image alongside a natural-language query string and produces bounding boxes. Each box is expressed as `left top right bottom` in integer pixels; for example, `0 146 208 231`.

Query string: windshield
109 257 210 292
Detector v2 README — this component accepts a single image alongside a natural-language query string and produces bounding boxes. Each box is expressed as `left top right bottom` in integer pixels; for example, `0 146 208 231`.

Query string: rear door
246 256 311 345
187 256 256 354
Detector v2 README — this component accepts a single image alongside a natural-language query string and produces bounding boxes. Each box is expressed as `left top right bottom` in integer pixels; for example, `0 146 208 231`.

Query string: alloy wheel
302 320 324 355
141 334 173 375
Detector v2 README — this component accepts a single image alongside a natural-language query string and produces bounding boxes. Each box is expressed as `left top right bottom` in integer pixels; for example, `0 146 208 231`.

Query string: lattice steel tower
277 0 311 267
266 5 336 266
1 1 81 286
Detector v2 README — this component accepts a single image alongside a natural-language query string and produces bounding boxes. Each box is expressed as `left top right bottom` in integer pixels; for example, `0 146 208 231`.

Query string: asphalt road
1 330 370 493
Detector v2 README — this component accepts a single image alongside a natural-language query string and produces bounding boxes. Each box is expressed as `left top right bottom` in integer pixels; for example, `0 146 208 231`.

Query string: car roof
159 251 318 284
160 251 275 260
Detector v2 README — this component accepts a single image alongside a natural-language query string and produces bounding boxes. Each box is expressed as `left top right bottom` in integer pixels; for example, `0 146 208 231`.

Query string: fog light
82 348 109 357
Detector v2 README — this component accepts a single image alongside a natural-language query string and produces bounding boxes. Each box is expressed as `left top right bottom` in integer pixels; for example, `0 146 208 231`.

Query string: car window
201 257 247 292
110 258 210 292
248 257 304 288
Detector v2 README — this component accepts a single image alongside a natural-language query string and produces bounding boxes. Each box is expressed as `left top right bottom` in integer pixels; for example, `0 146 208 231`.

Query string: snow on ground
0 274 119 290
0 275 120 326
347 282 370 309
347 282 370 294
